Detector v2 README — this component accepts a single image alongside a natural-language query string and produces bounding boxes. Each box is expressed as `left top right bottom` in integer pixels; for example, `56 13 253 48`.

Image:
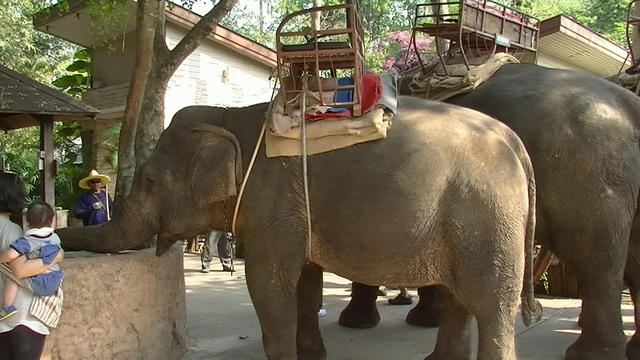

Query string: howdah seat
275 1 365 116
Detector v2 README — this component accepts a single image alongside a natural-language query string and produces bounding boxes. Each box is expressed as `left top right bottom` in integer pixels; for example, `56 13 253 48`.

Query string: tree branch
165 0 239 73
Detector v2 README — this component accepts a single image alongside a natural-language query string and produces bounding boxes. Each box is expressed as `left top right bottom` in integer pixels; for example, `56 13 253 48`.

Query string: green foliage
0 123 84 209
52 49 92 97
515 0 629 46
102 123 122 171
84 0 132 47
0 0 88 209
0 0 77 83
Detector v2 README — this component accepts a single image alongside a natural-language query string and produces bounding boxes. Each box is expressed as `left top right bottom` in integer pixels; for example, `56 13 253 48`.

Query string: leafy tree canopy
0 0 86 208
0 0 77 83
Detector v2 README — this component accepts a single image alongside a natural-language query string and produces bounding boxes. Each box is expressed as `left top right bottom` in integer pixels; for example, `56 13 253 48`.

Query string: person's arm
0 237 30 263
0 247 20 263
74 193 93 219
9 250 64 279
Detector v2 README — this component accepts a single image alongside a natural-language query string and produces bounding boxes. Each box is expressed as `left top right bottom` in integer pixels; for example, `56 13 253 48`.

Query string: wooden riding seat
276 3 365 116
411 0 539 74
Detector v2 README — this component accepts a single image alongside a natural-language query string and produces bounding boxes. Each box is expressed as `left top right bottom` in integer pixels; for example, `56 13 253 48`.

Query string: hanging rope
231 76 277 236
300 71 313 263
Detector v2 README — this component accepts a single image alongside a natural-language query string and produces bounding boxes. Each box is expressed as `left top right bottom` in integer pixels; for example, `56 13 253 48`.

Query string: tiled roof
0 64 99 131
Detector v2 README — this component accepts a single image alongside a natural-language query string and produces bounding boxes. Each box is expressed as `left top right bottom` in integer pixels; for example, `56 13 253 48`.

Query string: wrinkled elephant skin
58 96 538 360
346 64 640 360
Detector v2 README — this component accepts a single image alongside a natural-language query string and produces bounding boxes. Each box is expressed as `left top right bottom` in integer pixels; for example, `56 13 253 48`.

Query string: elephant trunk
58 194 157 253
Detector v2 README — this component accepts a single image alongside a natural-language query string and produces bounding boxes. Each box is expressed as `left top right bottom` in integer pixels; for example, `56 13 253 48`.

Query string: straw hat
79 169 110 189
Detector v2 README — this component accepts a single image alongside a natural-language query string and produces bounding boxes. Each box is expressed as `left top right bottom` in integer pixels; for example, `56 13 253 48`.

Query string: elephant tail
520 169 543 327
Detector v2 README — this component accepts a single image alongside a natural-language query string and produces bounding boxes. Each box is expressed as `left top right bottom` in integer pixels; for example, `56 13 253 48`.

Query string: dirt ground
179 253 635 360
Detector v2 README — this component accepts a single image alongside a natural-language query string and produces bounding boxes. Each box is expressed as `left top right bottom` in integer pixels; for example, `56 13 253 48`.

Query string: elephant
59 95 541 360
343 63 640 360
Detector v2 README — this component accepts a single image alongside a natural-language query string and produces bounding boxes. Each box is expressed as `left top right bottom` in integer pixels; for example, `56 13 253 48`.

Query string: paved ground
180 253 635 360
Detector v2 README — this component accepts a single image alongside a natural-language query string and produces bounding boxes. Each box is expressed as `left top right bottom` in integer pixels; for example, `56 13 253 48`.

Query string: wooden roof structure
0 64 99 206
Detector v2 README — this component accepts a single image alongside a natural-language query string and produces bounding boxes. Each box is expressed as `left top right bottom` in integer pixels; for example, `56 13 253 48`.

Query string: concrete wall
163 23 275 127
42 244 187 360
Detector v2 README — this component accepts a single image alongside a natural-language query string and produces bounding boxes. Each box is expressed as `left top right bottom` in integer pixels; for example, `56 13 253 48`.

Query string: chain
223 200 235 275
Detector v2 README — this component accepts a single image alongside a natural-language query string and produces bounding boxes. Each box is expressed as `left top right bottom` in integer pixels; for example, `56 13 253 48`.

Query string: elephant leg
296 263 326 360
472 291 518 360
406 285 442 327
626 273 640 360
245 254 302 360
565 269 627 360
625 223 640 360
338 282 380 329
425 285 472 360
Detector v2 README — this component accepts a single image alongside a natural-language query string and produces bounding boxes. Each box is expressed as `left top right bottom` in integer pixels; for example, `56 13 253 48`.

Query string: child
0 201 64 321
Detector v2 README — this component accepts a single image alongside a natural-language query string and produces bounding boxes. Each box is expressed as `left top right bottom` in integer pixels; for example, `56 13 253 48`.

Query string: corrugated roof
0 64 99 131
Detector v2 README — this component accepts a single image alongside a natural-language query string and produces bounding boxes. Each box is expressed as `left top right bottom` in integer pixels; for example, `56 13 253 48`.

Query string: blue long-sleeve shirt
73 191 114 226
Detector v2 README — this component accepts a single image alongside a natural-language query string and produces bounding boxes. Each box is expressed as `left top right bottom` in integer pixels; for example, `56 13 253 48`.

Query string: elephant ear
189 124 243 205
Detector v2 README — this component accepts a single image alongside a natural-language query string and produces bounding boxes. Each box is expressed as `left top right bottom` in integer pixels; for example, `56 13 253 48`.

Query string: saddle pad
265 108 391 157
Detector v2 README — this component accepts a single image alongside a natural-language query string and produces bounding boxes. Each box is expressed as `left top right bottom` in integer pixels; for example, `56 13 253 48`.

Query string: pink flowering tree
367 30 435 73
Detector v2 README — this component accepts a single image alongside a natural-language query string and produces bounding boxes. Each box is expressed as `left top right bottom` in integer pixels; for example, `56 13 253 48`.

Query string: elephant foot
627 334 640 360
406 304 442 327
338 302 380 329
425 351 471 360
297 346 326 360
388 293 413 305
566 337 626 360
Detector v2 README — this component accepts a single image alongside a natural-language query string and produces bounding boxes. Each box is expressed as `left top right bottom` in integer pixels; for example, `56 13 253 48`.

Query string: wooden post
39 115 55 207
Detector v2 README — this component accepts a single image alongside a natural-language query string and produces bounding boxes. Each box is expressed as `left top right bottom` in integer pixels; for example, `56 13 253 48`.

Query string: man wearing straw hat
73 169 114 226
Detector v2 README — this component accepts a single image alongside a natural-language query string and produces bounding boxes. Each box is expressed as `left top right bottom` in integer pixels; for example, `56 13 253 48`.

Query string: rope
231 118 267 237
229 68 314 263
300 74 313 263
231 77 278 236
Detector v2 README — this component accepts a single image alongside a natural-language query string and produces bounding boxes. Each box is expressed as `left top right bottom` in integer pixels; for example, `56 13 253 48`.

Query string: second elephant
344 63 640 360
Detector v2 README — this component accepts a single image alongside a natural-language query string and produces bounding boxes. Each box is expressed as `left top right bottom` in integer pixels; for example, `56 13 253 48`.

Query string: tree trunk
118 0 240 192
132 0 240 167
115 0 161 205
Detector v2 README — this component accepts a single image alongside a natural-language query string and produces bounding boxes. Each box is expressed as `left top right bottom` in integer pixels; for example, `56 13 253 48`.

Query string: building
35 1 278 184
538 14 630 77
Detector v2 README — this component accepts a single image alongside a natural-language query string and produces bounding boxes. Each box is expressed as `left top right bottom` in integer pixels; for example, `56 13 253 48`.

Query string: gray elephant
345 63 640 360
59 96 540 360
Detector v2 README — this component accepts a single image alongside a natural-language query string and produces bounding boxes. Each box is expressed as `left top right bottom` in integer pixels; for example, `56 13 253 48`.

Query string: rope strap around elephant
232 116 267 237
232 74 314 262
300 75 313 263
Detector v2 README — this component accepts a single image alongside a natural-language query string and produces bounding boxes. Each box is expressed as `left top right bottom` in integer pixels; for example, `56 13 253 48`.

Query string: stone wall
42 244 188 360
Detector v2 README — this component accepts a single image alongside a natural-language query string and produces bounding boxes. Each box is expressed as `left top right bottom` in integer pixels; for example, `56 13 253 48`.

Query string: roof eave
539 15 630 76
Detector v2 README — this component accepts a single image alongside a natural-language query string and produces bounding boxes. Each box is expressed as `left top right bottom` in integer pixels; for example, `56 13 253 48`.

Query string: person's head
0 171 25 215
26 201 56 229
87 179 103 194
79 169 110 194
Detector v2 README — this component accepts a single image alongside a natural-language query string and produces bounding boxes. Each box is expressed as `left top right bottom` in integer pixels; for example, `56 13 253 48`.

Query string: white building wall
164 23 276 128
537 53 596 75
